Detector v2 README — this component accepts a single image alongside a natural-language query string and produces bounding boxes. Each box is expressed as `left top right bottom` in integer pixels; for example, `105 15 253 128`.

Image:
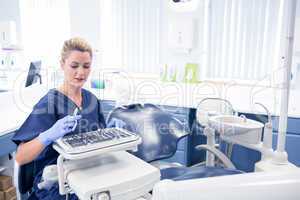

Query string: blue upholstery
161 166 242 181
107 103 243 181
18 162 35 194
107 103 189 162
27 193 38 200
18 162 38 200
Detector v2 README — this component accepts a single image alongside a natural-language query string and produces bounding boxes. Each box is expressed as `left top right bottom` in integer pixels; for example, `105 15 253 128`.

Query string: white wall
69 0 101 50
291 0 300 88
293 0 300 53
160 1 205 76
0 0 21 45
0 0 102 49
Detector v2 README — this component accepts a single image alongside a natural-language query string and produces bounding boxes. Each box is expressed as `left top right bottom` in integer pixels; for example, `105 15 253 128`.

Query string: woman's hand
38 115 81 146
16 115 81 165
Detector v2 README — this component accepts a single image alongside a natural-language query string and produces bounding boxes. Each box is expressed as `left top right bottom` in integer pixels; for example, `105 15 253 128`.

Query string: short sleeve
12 98 57 145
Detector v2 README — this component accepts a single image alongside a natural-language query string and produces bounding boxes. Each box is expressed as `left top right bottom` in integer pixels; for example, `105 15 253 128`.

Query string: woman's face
61 50 92 89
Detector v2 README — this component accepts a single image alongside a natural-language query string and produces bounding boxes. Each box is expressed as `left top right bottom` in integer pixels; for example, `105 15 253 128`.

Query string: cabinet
0 132 16 157
0 132 16 176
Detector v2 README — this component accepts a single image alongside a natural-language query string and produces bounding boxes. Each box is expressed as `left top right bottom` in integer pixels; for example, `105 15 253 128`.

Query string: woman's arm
15 114 81 166
15 139 45 165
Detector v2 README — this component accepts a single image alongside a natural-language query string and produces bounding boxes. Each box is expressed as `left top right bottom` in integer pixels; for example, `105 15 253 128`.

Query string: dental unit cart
53 128 161 200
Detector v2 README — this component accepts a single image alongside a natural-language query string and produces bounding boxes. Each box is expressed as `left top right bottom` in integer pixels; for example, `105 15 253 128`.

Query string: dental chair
106 103 242 181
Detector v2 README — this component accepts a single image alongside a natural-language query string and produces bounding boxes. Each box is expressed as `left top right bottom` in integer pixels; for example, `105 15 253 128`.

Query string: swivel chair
106 103 242 181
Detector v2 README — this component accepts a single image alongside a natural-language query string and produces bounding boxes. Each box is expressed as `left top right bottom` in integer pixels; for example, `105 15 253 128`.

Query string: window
206 0 285 81
99 0 161 73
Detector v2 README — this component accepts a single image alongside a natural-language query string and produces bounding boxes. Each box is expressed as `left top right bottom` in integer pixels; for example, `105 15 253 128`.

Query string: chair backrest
18 162 35 194
106 103 189 162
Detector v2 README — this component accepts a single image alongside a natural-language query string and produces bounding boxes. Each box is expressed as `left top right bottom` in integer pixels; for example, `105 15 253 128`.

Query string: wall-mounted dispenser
167 19 195 53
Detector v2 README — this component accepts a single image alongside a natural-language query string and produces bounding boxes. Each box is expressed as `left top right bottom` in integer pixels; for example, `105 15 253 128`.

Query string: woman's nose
77 66 86 75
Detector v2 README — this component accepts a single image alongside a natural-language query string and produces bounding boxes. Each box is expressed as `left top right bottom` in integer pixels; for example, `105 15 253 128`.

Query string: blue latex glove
38 115 82 146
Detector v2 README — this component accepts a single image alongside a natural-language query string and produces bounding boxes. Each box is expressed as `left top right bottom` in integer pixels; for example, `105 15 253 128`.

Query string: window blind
99 0 161 74
207 0 285 80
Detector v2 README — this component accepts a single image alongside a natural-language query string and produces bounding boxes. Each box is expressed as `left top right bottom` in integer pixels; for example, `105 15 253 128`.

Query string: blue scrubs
12 88 106 200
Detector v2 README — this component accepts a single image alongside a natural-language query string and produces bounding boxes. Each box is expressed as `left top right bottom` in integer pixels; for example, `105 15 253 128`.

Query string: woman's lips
75 78 85 82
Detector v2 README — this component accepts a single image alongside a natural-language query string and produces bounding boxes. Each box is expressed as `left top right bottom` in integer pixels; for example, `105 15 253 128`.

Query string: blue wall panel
100 101 300 170
272 117 300 135
0 132 16 157
273 133 300 166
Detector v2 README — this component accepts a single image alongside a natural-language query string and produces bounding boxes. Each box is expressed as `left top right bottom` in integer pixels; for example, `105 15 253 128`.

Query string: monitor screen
25 61 42 87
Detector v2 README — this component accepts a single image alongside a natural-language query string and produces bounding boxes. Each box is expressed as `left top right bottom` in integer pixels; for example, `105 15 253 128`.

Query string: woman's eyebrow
70 61 91 64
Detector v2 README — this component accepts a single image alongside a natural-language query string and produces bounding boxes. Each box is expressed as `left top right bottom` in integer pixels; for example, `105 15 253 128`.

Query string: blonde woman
13 37 106 200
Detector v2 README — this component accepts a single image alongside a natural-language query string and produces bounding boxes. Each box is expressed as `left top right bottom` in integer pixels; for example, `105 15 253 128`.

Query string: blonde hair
60 37 93 63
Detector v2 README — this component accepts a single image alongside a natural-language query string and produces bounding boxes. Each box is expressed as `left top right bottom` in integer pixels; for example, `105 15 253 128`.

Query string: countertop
0 76 299 136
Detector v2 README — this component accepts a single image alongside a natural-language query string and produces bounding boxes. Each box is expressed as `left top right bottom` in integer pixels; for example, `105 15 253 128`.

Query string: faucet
254 102 271 124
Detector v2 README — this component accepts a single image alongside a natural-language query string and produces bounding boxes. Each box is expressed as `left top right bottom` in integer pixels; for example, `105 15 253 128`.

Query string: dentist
12 37 106 200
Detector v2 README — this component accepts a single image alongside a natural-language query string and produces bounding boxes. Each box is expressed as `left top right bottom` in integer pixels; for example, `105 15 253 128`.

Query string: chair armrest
195 144 236 170
150 160 183 170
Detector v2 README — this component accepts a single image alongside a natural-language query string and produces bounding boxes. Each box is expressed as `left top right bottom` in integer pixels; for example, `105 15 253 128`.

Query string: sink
209 115 264 144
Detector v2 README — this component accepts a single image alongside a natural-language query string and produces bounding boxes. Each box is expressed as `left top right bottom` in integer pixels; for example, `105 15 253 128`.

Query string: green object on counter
91 79 105 89
183 63 199 83
161 64 168 82
161 64 177 82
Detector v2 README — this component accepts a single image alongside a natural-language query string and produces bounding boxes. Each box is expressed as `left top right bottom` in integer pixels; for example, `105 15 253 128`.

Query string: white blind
207 0 284 80
19 0 70 67
99 0 161 73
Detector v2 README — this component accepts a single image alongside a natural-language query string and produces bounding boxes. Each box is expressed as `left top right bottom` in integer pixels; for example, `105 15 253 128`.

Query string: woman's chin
69 81 85 88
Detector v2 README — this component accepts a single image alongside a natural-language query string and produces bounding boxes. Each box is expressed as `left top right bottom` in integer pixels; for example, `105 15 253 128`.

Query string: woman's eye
83 65 91 69
71 65 78 68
